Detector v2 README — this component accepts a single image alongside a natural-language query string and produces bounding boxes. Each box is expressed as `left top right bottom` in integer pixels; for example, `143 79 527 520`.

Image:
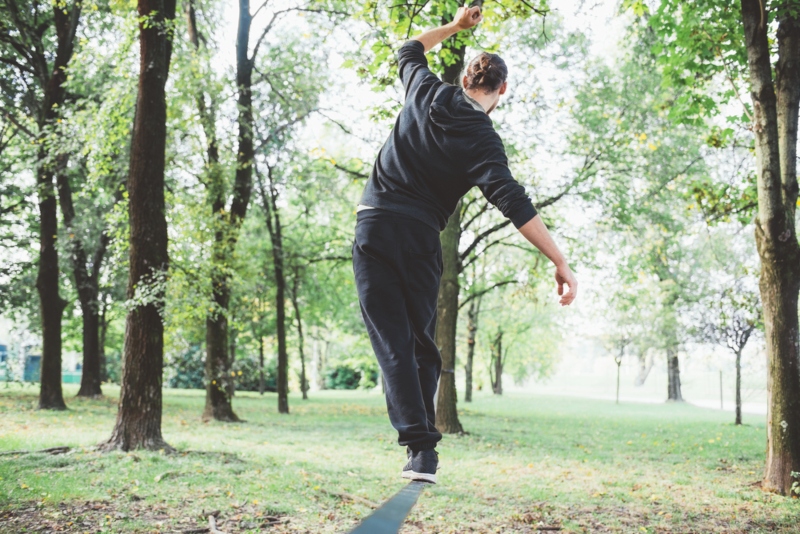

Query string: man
352 6 577 484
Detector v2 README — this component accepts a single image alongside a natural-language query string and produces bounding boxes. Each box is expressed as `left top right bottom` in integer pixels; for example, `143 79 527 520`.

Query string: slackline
346 481 427 533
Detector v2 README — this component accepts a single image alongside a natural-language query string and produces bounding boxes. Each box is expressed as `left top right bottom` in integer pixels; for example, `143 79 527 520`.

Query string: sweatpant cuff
409 441 438 452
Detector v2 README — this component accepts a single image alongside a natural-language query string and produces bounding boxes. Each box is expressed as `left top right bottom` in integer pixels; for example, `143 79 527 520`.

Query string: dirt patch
0 499 290 533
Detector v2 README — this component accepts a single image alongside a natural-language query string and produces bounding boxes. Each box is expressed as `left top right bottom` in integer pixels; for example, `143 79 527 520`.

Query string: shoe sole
401 470 436 484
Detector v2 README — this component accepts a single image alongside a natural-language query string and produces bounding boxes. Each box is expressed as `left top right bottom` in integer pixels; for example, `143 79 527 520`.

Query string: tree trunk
37 161 67 410
35 3 83 411
464 296 480 402
261 168 289 414
56 167 109 399
76 294 102 397
735 348 743 425
740 0 800 495
290 267 308 400
435 204 463 433
666 347 683 402
101 0 176 452
433 1 485 431
204 295 238 420
258 334 265 395
634 351 654 386
318 339 330 390
490 329 502 395
187 0 246 422
274 244 288 413
228 327 237 398
99 297 108 383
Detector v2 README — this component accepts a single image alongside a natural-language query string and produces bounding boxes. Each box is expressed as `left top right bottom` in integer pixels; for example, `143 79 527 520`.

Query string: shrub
167 344 205 390
232 356 277 392
326 363 378 390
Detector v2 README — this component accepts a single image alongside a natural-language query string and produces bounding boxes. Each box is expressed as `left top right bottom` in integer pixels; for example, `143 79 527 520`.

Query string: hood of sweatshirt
429 85 491 136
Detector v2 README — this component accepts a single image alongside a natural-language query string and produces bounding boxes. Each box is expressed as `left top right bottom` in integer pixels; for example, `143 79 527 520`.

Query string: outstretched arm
518 215 578 306
412 5 483 52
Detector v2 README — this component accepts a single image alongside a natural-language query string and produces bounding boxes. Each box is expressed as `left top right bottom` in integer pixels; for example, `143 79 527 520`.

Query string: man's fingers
467 6 482 25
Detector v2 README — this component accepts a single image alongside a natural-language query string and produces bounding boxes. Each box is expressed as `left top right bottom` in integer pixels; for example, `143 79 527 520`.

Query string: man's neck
464 88 494 114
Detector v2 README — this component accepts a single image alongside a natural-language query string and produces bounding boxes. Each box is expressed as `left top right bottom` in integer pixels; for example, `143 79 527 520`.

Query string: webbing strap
346 481 426 533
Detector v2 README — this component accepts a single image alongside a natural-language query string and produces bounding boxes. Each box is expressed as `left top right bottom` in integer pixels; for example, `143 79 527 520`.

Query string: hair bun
465 53 507 93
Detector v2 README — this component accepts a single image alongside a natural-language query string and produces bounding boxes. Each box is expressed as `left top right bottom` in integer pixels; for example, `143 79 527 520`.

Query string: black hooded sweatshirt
359 40 537 232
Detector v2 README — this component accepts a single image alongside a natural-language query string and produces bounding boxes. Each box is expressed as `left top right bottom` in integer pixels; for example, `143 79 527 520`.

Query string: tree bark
101 0 176 452
666 346 683 402
490 328 503 395
56 167 111 398
35 2 83 410
464 296 480 402
740 0 800 495
37 156 67 410
187 0 249 422
315 337 329 390
258 334 265 395
634 351 654 386
260 166 289 414
99 297 109 383
435 203 463 433
76 293 102 397
290 266 308 400
735 348 742 426
228 326 237 398
431 9 477 432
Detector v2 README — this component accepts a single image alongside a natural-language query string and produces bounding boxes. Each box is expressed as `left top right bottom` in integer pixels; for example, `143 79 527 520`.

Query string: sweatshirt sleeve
398 40 439 96
464 132 538 228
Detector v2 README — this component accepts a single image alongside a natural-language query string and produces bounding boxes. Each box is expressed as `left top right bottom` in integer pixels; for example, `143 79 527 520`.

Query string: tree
463 288 482 402
638 0 800 496
257 163 290 413
101 0 177 451
0 0 85 409
698 281 760 425
289 264 309 400
54 38 134 397
489 326 503 395
569 22 725 402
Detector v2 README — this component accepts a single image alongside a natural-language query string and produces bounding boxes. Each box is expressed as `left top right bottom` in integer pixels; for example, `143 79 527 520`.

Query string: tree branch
459 280 516 309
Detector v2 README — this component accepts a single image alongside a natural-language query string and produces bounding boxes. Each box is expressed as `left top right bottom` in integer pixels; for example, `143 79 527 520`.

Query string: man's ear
462 74 468 88
498 81 508 95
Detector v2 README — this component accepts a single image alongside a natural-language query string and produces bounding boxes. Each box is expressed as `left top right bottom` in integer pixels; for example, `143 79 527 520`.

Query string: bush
167 344 205 390
165 345 280 392
232 356 277 392
326 363 378 390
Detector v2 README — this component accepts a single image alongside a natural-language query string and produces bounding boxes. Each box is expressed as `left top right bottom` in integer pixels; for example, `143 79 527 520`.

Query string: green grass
0 384 797 533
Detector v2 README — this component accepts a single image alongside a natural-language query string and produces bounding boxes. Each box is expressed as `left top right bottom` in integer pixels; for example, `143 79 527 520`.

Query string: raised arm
518 215 578 306
412 5 483 53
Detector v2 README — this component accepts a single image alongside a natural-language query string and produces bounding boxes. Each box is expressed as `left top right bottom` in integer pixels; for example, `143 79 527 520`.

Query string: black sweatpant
352 209 443 451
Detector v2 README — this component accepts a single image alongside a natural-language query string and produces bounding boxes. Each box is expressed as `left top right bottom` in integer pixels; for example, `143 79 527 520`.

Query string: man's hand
412 5 483 52
517 215 578 306
555 262 577 306
453 6 483 30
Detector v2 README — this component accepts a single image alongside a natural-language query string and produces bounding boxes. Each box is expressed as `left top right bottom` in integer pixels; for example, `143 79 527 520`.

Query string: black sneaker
402 449 438 484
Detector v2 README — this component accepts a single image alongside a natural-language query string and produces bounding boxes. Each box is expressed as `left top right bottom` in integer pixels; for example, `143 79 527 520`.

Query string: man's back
360 40 537 232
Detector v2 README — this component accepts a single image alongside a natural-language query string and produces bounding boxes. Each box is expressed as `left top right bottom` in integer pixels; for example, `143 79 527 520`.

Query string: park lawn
0 384 797 533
